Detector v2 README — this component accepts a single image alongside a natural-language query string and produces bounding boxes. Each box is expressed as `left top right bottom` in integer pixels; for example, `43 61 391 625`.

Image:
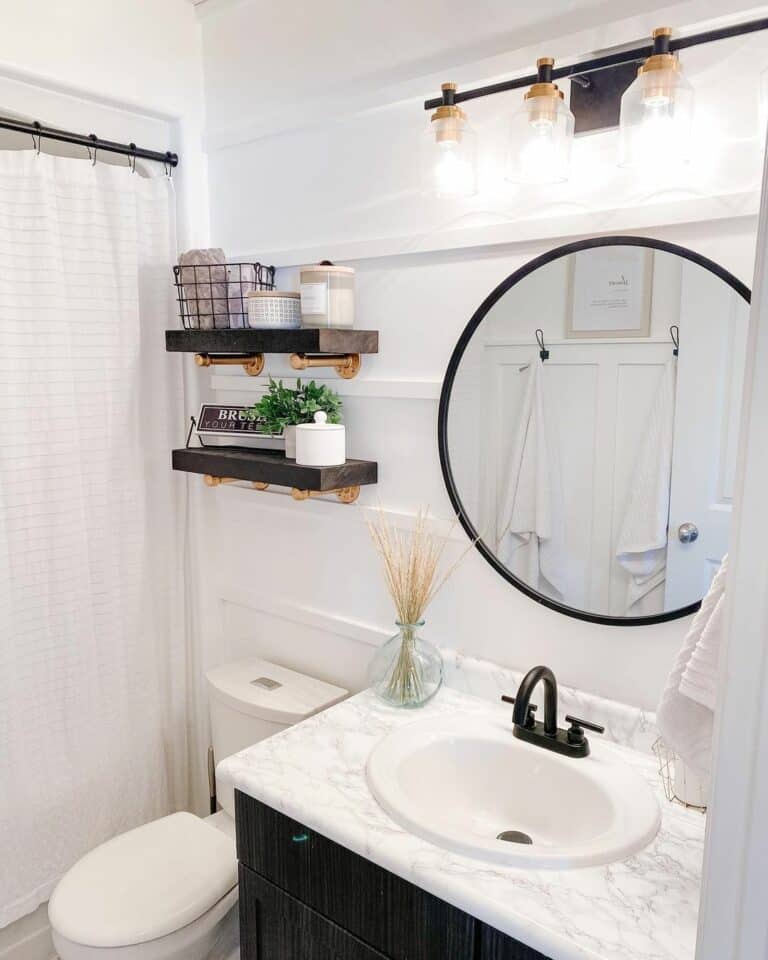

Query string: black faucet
501 665 605 758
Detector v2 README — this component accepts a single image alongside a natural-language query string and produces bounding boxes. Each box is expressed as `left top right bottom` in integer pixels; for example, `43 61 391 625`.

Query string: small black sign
196 404 279 438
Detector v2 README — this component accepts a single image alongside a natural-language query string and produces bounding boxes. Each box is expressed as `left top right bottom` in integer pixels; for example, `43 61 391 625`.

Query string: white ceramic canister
295 412 346 466
299 261 355 329
247 290 301 329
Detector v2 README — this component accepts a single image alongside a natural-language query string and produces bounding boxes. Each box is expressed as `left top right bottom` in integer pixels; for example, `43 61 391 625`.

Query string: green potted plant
246 378 342 458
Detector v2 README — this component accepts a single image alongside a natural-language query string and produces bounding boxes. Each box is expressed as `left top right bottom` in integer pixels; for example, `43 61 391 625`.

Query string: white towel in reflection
497 359 567 597
656 555 728 774
616 360 677 614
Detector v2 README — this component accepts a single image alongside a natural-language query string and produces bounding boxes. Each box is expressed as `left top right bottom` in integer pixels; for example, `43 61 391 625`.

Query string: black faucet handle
501 695 537 728
565 715 605 744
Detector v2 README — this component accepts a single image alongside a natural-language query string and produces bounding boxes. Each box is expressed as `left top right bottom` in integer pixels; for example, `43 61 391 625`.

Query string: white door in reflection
665 263 748 608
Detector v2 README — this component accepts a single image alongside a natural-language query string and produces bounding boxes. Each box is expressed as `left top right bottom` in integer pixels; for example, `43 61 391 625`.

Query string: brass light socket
525 56 564 121
639 26 678 76
525 82 564 102
637 27 681 104
431 81 467 143
639 53 680 75
430 105 467 143
524 56 564 125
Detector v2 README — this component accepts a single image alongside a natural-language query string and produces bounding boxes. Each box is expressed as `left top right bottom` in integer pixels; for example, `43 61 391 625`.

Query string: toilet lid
48 813 237 948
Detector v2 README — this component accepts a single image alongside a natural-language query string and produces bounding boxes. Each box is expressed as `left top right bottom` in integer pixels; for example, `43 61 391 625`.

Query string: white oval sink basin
366 715 660 869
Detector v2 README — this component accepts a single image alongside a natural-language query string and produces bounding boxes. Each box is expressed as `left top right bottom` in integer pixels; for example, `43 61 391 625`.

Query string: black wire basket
173 262 276 330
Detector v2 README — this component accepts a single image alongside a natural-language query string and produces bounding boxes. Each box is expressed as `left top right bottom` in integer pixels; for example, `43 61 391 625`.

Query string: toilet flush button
250 677 282 690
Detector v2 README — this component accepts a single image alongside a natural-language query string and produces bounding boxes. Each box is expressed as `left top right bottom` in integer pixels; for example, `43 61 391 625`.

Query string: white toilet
48 658 347 960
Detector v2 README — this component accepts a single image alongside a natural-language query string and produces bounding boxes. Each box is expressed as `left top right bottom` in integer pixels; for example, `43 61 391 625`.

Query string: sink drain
496 830 533 844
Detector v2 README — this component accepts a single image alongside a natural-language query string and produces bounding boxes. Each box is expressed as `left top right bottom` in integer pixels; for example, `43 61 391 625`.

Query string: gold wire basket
652 737 708 812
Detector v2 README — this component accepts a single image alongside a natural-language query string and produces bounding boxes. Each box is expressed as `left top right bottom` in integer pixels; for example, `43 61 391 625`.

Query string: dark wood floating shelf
166 328 379 379
165 328 379 355
172 446 377 504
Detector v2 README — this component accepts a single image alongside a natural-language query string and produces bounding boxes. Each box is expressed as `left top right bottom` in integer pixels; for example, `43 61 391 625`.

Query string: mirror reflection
445 243 749 621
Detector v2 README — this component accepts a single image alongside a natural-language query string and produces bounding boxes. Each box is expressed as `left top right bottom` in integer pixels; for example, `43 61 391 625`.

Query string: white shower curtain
0 152 190 927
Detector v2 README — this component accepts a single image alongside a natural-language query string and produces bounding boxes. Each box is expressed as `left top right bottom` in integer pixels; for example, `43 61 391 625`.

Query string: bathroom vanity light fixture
423 16 768 188
423 82 478 198
507 58 574 184
618 28 694 168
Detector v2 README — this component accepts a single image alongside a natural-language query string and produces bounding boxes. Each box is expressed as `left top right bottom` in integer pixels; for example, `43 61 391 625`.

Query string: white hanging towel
656 555 728 775
616 360 677 613
497 359 567 597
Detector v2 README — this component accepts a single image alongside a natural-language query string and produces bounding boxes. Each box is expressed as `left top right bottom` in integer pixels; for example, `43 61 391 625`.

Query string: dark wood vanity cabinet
239 867 388 959
236 791 550 960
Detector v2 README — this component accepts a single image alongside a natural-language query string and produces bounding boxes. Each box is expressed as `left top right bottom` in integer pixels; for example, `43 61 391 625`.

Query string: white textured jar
247 291 301 329
295 412 346 466
300 262 355 329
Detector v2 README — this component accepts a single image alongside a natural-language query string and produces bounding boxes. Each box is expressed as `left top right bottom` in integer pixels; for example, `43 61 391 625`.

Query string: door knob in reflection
678 522 699 543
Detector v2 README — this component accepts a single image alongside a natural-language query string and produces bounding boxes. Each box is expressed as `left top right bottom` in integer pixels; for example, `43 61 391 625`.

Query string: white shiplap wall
194 1 768 721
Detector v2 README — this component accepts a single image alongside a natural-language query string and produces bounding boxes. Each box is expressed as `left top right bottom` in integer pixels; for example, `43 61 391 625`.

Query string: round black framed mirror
438 236 750 626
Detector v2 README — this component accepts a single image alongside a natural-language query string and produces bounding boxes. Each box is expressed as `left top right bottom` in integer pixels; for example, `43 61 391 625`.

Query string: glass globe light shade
619 62 694 168
506 92 574 185
422 112 478 199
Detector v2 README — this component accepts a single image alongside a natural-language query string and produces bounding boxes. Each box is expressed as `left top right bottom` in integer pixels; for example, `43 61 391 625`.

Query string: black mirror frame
437 235 751 627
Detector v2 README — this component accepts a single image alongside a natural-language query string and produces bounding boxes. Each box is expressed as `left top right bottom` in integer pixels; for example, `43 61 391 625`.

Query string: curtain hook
535 328 550 361
31 120 42 156
163 151 174 179
670 324 680 356
87 133 98 166
128 143 137 174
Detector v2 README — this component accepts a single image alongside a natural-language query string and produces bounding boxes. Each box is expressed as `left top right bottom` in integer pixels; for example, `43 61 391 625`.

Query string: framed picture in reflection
567 247 653 338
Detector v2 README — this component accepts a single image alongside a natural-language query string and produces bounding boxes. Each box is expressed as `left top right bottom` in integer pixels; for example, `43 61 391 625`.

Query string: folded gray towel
179 248 228 329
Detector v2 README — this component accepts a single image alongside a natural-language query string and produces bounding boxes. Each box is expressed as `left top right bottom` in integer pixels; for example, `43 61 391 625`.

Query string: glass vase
368 621 443 708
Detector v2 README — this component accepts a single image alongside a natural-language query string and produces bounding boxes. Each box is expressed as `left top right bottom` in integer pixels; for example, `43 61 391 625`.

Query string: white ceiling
199 0 768 142
201 0 652 97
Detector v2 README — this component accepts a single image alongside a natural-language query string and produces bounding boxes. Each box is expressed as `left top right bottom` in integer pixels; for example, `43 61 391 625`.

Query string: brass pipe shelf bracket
195 353 265 376
202 475 359 503
291 486 360 504
290 352 362 380
204 475 269 489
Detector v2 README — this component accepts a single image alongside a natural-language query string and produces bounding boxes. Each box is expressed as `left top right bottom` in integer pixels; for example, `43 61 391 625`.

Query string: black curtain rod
0 116 179 167
423 16 768 109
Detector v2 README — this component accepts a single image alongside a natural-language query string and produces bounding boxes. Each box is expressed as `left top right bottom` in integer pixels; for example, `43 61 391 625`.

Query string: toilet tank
205 657 347 817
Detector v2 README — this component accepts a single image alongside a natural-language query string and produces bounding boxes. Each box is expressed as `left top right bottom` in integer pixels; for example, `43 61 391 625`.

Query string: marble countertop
218 686 705 960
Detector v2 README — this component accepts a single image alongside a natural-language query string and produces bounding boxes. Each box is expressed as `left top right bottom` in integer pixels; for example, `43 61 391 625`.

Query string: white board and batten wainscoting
195 9 768 958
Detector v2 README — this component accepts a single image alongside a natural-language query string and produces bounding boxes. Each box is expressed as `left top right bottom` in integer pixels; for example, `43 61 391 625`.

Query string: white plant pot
284 425 297 459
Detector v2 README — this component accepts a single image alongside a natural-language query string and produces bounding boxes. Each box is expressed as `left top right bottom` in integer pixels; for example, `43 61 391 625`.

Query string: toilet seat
50 887 239 960
49 812 237 951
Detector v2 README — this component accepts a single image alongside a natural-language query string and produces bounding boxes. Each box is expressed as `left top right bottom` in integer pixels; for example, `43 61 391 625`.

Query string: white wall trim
210 371 442 400
220 590 388 649
231 196 759 268
202 484 467 540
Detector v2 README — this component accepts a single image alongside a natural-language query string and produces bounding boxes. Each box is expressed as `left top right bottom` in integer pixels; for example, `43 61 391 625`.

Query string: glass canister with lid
299 260 355 329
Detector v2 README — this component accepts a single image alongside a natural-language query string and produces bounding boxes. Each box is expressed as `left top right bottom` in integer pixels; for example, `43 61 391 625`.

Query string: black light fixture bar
423 16 768 110
0 115 179 167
